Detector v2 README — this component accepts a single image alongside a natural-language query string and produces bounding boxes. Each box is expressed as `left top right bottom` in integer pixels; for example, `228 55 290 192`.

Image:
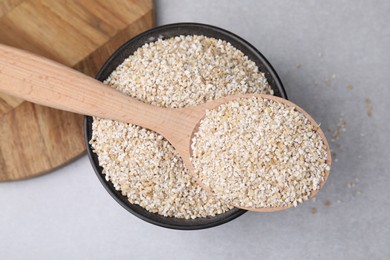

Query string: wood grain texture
0 92 24 114
0 0 154 181
0 0 24 17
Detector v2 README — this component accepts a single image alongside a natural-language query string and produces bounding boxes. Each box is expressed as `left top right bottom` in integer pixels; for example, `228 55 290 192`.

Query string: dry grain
90 35 273 219
191 96 329 208
332 117 346 142
365 97 373 117
324 200 332 206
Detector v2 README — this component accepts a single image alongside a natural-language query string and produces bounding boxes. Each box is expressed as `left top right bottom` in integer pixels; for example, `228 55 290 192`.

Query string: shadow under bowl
84 23 287 230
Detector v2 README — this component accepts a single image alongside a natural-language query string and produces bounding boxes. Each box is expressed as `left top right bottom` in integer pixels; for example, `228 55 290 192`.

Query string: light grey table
1 0 389 259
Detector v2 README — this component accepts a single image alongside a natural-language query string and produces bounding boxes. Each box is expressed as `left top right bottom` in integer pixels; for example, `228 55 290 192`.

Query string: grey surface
1 0 389 259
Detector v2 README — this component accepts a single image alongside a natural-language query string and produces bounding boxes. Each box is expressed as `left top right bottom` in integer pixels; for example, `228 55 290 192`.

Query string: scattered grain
331 117 346 142
324 79 332 86
311 207 318 214
365 97 373 117
324 200 332 206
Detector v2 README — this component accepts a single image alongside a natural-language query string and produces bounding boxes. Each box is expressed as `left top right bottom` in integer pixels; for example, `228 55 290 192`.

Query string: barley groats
90 35 273 219
191 97 329 209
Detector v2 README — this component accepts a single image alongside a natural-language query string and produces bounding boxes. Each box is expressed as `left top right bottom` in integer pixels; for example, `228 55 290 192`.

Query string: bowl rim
84 22 287 230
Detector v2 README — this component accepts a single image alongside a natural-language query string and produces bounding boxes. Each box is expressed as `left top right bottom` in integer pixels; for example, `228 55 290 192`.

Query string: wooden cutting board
0 0 154 181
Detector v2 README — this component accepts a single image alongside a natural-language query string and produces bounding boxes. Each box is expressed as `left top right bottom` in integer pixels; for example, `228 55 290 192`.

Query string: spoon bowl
191 94 332 212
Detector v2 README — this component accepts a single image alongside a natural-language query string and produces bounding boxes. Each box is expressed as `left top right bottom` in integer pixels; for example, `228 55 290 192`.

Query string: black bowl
85 23 287 230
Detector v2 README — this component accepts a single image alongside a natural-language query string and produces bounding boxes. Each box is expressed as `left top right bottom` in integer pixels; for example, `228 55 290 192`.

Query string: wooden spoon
0 44 331 212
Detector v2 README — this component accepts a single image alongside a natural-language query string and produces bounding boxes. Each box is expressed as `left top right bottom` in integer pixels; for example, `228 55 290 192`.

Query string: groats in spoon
0 44 331 212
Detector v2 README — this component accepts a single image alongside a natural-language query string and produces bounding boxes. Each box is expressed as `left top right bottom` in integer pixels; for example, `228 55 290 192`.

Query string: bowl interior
85 23 287 230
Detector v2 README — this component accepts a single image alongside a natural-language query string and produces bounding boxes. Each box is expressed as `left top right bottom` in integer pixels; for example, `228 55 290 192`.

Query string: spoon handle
0 44 164 129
